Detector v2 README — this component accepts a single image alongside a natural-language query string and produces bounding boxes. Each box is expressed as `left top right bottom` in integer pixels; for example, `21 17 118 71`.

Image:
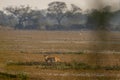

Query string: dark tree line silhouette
0 1 120 30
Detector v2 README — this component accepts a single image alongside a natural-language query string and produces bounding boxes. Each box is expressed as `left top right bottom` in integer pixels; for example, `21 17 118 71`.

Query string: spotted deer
44 55 61 63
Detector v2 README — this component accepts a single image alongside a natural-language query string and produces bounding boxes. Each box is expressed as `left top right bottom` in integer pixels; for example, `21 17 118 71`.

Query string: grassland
0 30 120 80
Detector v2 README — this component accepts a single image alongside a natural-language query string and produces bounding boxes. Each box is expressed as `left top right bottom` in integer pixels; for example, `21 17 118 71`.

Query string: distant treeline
0 1 120 30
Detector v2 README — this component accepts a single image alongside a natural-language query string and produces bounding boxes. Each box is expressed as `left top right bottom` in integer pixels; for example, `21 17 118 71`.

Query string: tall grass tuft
17 72 28 80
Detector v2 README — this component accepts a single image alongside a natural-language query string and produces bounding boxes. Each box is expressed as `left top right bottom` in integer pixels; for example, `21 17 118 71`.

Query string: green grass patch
64 51 84 54
7 61 91 70
103 65 120 70
0 72 17 78
7 61 120 70
0 72 28 80
17 72 28 80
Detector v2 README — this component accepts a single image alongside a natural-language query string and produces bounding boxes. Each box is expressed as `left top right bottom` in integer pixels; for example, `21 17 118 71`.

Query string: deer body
44 55 61 63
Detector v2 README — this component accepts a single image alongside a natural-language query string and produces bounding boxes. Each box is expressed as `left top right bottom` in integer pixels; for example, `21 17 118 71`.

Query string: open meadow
0 30 120 80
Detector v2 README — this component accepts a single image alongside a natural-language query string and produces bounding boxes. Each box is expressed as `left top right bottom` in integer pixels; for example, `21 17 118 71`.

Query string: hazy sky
0 0 120 11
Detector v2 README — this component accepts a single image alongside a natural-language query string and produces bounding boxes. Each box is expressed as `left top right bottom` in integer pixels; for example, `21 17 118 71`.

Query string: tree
47 1 67 26
66 4 81 18
5 5 32 29
87 6 112 30
26 10 46 29
0 11 6 26
70 4 81 14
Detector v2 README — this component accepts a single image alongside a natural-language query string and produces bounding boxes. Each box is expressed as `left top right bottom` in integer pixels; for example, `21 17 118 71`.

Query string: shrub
17 72 28 80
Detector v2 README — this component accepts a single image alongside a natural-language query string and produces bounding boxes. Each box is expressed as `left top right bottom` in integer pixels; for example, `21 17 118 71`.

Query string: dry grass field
0 30 120 80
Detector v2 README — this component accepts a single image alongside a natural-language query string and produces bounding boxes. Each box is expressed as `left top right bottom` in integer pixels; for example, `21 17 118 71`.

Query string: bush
17 72 28 80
